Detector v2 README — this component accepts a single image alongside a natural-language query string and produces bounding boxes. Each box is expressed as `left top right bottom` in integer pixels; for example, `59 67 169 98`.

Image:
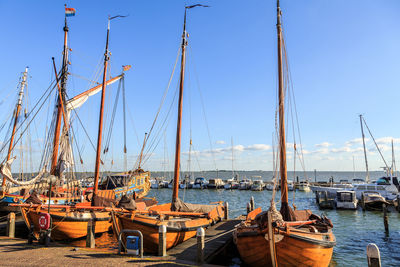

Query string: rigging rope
361 116 390 169
188 45 218 171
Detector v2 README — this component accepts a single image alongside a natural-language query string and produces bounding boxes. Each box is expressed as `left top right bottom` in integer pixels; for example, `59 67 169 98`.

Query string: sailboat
351 115 399 200
0 67 82 212
233 1 335 266
112 5 225 254
224 137 239 189
16 9 153 240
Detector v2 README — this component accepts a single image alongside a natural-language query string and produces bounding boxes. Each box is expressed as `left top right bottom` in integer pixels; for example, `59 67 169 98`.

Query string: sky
0 0 400 173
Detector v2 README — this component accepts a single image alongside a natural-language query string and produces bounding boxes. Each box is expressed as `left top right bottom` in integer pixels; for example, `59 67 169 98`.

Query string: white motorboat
297 181 311 192
192 177 208 189
352 177 399 200
150 179 159 189
251 180 264 191
336 191 358 210
208 178 224 189
287 180 294 191
224 175 239 189
310 183 353 195
239 179 252 190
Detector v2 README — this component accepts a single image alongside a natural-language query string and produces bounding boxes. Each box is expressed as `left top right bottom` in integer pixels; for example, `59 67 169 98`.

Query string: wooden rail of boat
11 203 209 217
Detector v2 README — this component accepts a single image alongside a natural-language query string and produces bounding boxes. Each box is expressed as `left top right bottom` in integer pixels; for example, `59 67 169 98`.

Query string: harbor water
71 171 400 266
147 187 400 266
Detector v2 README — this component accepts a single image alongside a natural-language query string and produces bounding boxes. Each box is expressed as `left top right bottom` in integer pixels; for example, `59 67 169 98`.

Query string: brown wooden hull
114 202 224 254
234 225 335 267
21 207 111 240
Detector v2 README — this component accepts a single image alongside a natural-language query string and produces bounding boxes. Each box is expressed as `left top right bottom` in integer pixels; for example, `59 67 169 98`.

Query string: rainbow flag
65 7 76 17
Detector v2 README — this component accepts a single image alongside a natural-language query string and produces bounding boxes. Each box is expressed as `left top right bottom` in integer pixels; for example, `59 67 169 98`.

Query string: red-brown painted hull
114 202 224 254
234 219 335 267
21 207 111 240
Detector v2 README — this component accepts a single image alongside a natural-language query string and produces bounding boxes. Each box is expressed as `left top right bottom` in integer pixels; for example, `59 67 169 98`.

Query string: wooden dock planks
167 219 242 263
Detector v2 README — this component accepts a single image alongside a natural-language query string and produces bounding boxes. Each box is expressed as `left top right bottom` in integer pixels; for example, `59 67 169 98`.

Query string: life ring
38 213 51 230
13 197 19 203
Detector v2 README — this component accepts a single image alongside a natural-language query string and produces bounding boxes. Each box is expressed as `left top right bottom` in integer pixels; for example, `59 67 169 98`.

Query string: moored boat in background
336 191 358 210
360 191 389 211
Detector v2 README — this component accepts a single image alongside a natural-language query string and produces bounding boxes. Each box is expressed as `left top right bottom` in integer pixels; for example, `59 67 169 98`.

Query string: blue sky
0 0 400 173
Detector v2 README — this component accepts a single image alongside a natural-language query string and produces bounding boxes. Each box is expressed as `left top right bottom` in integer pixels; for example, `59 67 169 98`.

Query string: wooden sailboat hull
21 207 111 240
234 226 335 267
114 203 224 254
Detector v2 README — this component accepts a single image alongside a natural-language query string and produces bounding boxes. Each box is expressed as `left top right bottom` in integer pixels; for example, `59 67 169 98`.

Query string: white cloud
215 140 225 145
315 142 333 148
375 137 400 145
184 143 270 156
246 144 271 151
345 138 369 146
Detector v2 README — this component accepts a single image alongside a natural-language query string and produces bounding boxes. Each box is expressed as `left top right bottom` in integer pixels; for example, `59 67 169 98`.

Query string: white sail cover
0 157 46 186
65 75 122 112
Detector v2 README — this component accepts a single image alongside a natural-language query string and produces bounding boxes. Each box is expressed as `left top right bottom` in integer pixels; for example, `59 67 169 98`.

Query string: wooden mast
172 8 188 205
50 15 69 176
137 133 147 170
1 67 29 186
359 115 370 183
277 0 294 220
92 18 111 200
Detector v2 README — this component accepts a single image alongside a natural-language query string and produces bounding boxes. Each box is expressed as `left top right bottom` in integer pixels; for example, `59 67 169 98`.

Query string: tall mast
92 18 111 200
1 68 28 186
359 115 370 183
391 139 395 176
277 0 293 220
171 8 188 204
231 137 235 178
50 14 69 176
137 133 148 170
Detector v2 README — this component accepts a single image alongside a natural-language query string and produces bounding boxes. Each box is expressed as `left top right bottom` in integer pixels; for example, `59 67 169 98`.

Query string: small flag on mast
65 7 76 17
122 65 132 71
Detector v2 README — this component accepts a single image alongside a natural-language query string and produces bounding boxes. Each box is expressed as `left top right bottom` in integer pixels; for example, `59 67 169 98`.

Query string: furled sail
0 157 46 186
65 75 123 112
56 123 74 177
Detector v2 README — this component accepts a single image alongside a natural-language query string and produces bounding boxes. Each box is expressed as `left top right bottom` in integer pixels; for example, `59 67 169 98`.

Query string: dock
0 218 243 266
168 218 242 264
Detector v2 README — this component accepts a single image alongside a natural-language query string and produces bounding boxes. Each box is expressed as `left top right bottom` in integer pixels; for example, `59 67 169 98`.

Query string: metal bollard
197 227 205 264
86 219 95 248
158 225 167 256
224 202 229 220
397 195 400 212
250 196 255 211
44 230 51 247
383 204 389 234
28 225 34 244
7 212 15 238
367 243 381 267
